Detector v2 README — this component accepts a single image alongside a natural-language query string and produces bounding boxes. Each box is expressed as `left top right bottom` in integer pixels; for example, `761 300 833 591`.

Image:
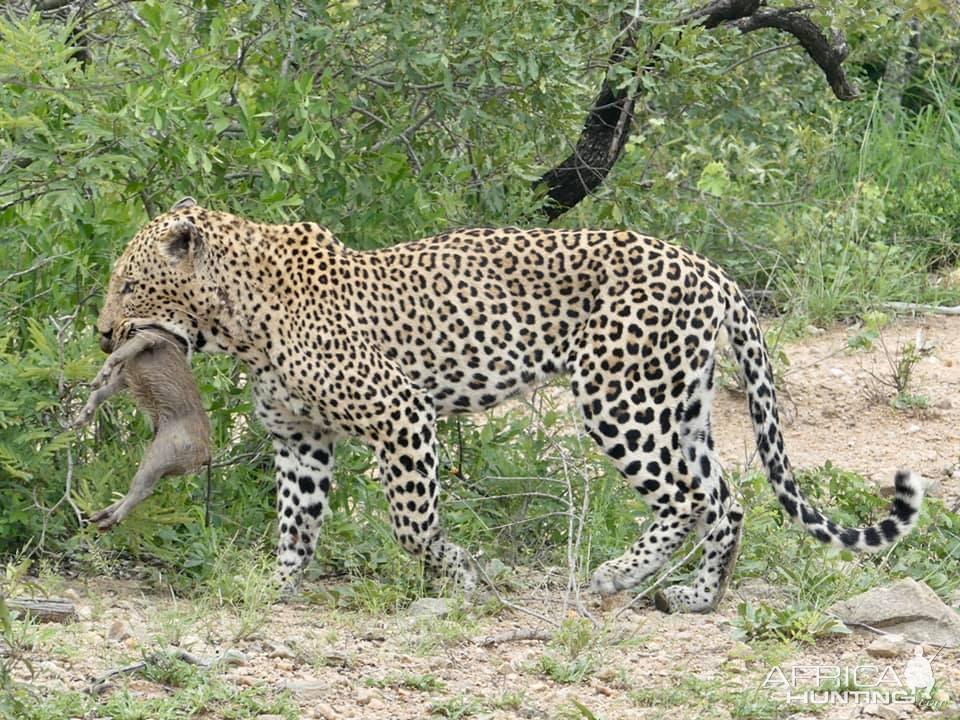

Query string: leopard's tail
722 288 926 551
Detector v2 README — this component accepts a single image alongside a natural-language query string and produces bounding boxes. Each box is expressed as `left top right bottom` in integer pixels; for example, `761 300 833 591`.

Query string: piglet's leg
90 425 203 530
72 367 126 429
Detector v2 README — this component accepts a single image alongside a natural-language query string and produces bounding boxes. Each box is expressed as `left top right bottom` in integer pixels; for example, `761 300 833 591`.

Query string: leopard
95 197 927 613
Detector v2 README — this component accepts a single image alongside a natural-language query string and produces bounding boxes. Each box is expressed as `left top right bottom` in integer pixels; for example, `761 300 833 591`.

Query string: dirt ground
714 314 960 511
9 316 960 720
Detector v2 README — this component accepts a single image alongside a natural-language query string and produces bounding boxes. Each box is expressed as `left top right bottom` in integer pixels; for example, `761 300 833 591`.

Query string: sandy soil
714 314 960 509
8 316 960 720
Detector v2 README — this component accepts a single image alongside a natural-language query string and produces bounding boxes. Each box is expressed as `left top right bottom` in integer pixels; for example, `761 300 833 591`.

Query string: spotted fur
96 200 927 612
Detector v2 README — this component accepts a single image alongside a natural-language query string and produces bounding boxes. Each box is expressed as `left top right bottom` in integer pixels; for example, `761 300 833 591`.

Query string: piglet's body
74 329 211 530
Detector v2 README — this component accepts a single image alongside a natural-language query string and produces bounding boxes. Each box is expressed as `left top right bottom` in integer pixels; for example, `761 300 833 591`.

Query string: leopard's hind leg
655 357 744 613
571 302 710 597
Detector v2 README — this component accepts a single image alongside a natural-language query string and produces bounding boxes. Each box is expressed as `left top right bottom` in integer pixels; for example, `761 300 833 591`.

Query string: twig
480 627 553 646
0 252 76 290
882 302 960 316
86 646 215 695
204 461 212 528
830 619 957 651
473 556 559 629
723 40 798 73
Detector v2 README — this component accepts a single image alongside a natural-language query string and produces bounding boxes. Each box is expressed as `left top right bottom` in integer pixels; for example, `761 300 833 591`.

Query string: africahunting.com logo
762 645 947 708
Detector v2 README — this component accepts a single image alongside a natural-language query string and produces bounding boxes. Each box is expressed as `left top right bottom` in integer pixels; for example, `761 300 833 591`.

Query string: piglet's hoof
88 501 124 531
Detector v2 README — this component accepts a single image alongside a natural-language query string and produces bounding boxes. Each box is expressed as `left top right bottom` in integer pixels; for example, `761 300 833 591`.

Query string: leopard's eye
121 280 136 295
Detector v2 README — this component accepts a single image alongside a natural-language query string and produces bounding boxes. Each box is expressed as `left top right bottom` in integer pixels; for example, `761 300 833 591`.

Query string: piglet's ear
161 219 202 263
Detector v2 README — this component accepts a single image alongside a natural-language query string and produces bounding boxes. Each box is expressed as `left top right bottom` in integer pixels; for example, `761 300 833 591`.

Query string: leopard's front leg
254 388 336 592
270 427 335 592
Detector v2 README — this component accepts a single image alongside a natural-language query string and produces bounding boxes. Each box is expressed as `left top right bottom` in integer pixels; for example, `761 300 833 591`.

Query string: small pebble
315 703 338 720
267 641 295 659
106 620 132 643
220 649 249 666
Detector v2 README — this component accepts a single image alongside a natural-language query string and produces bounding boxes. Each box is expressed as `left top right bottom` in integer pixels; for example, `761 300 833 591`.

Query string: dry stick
474 560 559 629
827 619 958 652
5 597 76 623
0 251 76 290
86 647 213 695
555 412 598 627
882 301 960 316
480 627 554 646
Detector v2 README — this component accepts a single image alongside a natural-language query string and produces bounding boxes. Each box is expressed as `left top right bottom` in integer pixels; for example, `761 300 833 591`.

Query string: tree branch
733 7 858 101
534 0 858 220
536 14 641 221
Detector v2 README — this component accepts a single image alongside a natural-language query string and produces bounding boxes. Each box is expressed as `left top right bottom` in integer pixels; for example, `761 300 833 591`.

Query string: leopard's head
97 197 222 356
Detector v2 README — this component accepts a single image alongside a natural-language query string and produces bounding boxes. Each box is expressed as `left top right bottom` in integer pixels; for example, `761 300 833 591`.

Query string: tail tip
894 469 932 499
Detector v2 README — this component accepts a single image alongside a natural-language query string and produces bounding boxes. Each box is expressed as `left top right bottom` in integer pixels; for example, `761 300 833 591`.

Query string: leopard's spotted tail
722 289 926 551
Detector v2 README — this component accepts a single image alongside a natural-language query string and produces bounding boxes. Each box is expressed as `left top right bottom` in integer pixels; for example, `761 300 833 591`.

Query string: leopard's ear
160 219 203 263
170 197 197 212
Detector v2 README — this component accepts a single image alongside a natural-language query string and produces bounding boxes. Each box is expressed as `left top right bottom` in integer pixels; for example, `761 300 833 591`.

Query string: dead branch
480 627 553 646
0 252 76 290
5 597 76 623
733 7 858 101
882 301 960 316
86 646 213 695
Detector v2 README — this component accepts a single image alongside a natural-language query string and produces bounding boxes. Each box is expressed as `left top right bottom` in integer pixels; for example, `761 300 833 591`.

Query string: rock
106 620 132 643
935 398 952 410
180 634 201 648
483 558 512 580
865 634 912 659
38 660 68 681
285 679 326 699
726 641 756 661
828 578 960 646
408 597 452 619
76 605 93 621
220 649 249 666
267 641 295 659
862 702 906 720
256 715 285 720
356 687 375 706
62 589 81 603
315 703 338 720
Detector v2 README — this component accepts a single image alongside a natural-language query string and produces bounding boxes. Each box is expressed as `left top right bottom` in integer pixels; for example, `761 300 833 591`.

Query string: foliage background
0 0 958 588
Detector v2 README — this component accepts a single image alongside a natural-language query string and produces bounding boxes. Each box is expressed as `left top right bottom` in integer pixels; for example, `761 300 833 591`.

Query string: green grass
6 678 297 720
527 653 597 684
630 676 791 720
428 694 485 719
366 671 447 692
